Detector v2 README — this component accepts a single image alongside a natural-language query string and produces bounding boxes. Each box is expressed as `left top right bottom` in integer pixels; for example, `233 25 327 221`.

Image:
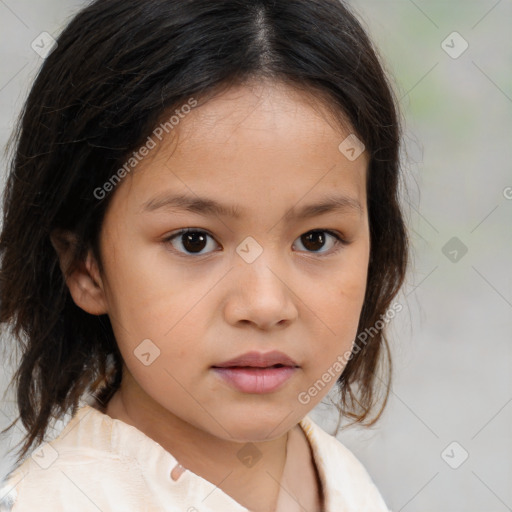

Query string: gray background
1 1 511 511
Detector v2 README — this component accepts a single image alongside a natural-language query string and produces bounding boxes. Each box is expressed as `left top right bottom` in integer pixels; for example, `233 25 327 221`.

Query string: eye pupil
169 229 340 257
302 231 326 252
182 232 207 253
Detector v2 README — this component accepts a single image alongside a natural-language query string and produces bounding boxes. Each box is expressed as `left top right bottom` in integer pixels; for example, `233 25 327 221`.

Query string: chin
210 408 300 443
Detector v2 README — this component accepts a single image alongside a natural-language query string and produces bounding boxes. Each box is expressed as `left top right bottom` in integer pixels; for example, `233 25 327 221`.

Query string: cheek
296 255 369 410
312 246 369 351
99 235 182 335
100 246 209 369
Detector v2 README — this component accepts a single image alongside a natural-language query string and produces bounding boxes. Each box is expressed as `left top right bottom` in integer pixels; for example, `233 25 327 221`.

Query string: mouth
211 351 299 394
212 350 299 369
215 363 290 369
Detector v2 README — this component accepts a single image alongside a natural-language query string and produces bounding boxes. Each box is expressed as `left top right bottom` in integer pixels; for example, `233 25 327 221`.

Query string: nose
223 256 299 331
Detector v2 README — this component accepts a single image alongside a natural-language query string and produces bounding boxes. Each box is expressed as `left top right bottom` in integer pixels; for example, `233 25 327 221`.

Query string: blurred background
0 1 511 511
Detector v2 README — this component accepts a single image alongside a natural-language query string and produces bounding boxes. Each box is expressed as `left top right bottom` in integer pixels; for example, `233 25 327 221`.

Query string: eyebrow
142 192 363 220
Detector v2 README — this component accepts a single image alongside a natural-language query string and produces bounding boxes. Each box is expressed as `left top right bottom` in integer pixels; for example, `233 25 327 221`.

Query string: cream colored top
0 404 390 511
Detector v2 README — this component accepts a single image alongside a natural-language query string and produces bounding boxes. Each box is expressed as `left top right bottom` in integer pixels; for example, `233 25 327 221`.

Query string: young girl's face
91 80 369 442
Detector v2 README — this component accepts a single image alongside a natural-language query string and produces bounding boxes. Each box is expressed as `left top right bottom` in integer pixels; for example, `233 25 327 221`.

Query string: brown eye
165 229 218 255
294 230 345 255
164 228 346 258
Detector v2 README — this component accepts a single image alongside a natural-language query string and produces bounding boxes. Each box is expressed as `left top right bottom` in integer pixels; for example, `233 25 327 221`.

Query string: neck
101 372 290 512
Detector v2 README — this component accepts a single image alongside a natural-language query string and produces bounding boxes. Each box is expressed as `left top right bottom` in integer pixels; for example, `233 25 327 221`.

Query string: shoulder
0 470 17 512
0 444 125 512
300 415 391 512
0 405 148 512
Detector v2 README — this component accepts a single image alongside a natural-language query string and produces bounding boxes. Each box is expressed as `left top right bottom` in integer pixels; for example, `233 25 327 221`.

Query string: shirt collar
57 403 337 511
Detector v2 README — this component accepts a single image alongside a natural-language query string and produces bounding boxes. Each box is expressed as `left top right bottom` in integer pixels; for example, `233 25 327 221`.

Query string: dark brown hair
0 0 408 465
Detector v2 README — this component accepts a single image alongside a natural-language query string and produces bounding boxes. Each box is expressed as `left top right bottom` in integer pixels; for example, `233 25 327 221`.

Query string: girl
0 0 408 510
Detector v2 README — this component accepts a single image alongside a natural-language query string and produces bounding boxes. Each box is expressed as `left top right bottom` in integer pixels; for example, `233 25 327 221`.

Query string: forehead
111 81 368 218
173 80 357 155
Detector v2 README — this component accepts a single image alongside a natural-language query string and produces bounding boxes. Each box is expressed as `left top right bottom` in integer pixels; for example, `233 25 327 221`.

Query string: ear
50 229 108 315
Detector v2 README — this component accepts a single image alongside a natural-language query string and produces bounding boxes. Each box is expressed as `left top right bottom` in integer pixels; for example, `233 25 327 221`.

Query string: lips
212 350 299 369
211 350 299 394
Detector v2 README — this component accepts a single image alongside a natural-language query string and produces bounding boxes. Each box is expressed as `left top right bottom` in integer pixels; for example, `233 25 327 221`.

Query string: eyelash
162 228 349 258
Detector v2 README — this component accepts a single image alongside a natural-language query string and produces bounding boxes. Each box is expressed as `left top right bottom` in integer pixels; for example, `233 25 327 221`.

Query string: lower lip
212 366 297 394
